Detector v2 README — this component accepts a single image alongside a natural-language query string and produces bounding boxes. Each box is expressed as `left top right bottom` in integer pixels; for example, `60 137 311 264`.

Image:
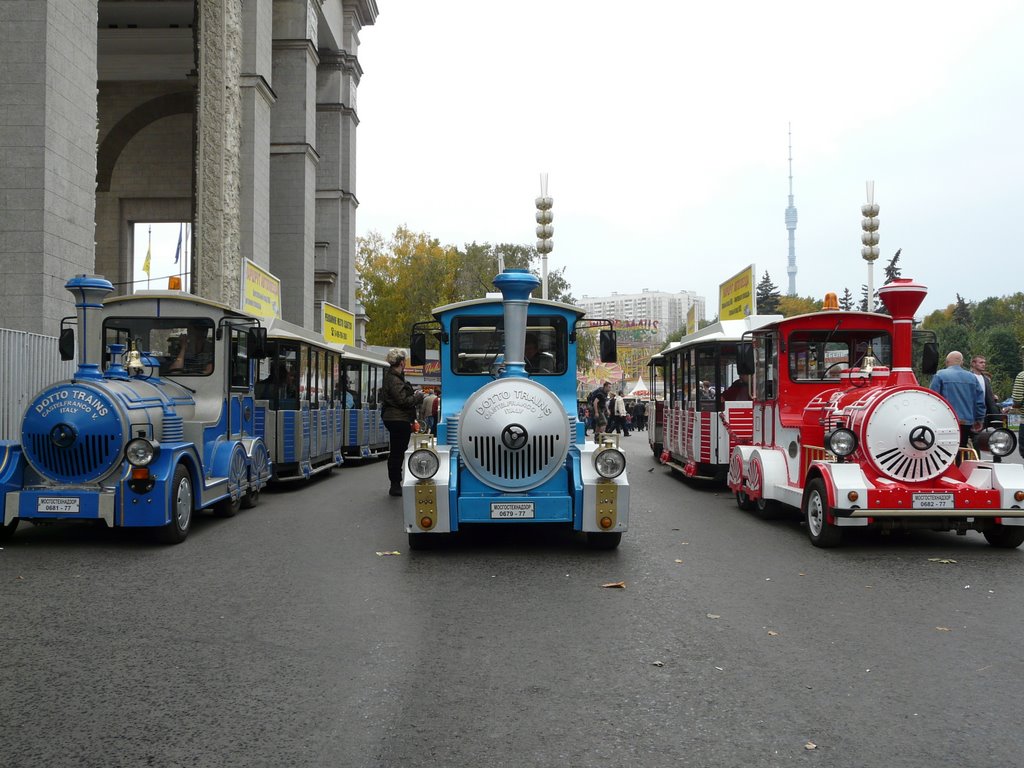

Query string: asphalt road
2 434 1023 768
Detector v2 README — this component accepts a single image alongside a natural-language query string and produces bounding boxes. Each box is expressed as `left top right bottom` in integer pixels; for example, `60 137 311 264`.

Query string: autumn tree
756 272 781 314
952 293 973 326
777 295 823 317
883 249 902 283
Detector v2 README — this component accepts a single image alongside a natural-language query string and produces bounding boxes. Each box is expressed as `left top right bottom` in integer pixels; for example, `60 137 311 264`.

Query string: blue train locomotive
0 275 271 543
401 268 630 549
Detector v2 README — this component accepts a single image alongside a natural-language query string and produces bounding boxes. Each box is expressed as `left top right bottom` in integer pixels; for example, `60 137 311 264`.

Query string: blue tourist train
401 268 630 549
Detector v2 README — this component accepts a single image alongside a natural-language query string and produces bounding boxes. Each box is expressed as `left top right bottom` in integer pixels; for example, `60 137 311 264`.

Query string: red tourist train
657 279 1024 548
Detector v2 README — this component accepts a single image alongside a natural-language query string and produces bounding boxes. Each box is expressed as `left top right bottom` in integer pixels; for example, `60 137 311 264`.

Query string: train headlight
125 438 157 467
594 447 626 479
408 448 440 479
825 428 857 458
976 427 1016 457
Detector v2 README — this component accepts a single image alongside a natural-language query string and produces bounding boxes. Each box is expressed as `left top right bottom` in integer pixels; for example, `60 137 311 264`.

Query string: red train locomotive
726 279 1024 548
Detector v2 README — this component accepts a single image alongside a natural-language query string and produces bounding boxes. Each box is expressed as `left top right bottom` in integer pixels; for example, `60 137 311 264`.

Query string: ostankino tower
785 125 798 296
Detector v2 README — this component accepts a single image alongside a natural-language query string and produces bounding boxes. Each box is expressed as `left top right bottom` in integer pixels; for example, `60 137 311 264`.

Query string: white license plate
36 496 80 514
912 493 954 509
490 502 535 519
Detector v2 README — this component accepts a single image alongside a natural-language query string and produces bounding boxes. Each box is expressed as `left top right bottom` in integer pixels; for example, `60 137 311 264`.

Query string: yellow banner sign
719 264 756 320
686 305 697 335
322 301 355 346
241 259 282 319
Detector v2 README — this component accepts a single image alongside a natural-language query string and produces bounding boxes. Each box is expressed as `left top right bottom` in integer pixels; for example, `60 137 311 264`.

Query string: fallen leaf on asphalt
375 551 401 556
651 661 664 667
714 666 724 671
927 558 957 564
706 613 721 619
799 573 806 576
674 559 684 564
767 630 779 636
647 467 655 472
935 627 951 632
805 741 817 750
601 581 626 588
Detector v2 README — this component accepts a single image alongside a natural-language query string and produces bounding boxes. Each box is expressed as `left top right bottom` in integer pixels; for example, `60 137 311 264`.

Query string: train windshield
103 317 215 376
452 315 567 375
787 330 892 381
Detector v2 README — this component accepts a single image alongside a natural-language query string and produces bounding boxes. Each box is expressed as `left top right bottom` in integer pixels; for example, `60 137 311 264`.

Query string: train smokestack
65 275 115 380
877 278 927 387
492 268 540 379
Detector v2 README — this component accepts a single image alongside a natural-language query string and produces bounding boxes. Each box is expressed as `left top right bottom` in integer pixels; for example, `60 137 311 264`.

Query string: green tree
883 249 902 283
838 287 854 311
952 293 973 327
756 272 781 314
974 325 1020 400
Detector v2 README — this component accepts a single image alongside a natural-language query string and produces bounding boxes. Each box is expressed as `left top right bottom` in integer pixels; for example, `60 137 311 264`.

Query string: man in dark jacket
381 348 424 496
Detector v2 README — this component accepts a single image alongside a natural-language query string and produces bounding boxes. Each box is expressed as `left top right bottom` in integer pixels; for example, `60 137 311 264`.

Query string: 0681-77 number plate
912 493 954 509
36 496 80 514
490 502 535 519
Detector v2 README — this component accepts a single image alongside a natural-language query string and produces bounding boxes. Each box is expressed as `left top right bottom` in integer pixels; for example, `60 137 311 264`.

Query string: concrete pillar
240 0 275 272
270 0 319 329
0 0 98 334
195 0 243 307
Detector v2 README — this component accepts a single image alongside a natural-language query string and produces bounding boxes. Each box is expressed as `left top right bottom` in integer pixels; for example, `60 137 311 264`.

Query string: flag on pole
173 223 183 264
142 242 151 277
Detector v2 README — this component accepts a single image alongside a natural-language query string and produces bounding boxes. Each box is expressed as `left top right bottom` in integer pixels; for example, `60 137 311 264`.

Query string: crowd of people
582 381 647 442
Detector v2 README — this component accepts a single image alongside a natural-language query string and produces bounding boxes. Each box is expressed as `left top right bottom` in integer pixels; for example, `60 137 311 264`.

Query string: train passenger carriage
1 276 271 543
727 279 1024 548
401 268 629 550
653 315 781 484
255 319 388 481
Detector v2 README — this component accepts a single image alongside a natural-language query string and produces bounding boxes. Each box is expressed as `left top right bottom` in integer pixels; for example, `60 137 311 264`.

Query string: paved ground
2 434 1023 767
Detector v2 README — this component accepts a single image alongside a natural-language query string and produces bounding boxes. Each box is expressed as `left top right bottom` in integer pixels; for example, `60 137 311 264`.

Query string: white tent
626 374 649 398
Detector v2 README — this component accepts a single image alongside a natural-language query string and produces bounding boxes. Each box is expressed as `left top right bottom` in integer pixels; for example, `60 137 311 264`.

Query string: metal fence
0 328 76 441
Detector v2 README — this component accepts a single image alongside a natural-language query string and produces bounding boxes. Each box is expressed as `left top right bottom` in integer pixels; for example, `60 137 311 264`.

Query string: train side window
754 334 777 400
228 327 249 389
696 347 717 412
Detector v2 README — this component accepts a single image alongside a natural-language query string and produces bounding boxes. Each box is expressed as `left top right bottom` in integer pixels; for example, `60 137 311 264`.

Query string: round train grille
458 378 570 491
863 389 959 482
22 385 124 483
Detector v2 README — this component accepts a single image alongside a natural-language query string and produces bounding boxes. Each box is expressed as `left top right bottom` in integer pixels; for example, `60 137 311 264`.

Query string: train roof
262 316 387 364
659 314 783 355
430 295 586 319
749 309 894 332
104 289 246 315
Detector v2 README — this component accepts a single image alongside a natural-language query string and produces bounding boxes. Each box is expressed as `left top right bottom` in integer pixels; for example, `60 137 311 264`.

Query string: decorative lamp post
535 173 553 300
861 181 880 311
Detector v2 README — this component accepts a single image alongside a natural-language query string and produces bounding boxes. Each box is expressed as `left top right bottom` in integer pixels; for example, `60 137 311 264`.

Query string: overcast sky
355 0 1024 318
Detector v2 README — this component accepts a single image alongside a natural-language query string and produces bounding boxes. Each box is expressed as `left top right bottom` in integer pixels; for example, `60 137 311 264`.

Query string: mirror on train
59 328 75 361
737 342 754 375
410 332 426 367
922 342 938 375
248 326 268 358
599 329 617 363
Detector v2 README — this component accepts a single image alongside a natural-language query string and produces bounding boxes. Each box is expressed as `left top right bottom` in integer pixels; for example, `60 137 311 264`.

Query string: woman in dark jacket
381 348 424 496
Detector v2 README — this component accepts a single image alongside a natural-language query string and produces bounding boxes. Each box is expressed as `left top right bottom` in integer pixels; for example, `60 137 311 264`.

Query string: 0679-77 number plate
36 496 80 514
490 502 535 519
912 493 954 509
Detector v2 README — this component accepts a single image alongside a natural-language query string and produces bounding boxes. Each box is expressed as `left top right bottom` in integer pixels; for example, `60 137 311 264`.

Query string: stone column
240 0 275 272
195 0 243 307
0 0 98 334
270 0 320 329
315 46 360 322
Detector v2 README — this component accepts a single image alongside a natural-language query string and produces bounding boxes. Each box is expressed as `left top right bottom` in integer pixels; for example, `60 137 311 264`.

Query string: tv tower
784 124 798 296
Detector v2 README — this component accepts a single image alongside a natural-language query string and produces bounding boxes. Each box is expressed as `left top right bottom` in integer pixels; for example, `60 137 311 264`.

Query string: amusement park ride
653 279 1024 548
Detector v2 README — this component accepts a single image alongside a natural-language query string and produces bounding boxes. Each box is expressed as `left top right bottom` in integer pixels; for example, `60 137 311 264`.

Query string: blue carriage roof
430 296 587 319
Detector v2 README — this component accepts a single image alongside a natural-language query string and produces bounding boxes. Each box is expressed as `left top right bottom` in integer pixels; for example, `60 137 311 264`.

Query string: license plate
913 493 954 509
490 502 535 519
36 496 80 514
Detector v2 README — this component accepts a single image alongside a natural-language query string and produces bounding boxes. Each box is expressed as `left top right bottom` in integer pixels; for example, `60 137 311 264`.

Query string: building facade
578 289 706 344
0 0 377 340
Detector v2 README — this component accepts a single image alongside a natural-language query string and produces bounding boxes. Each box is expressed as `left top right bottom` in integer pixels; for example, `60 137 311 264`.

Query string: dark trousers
384 420 413 484
956 423 972 465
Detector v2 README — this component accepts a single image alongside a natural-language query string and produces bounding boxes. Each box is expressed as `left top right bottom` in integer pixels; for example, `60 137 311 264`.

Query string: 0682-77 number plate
36 496 80 514
912 493 954 509
490 502 535 519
